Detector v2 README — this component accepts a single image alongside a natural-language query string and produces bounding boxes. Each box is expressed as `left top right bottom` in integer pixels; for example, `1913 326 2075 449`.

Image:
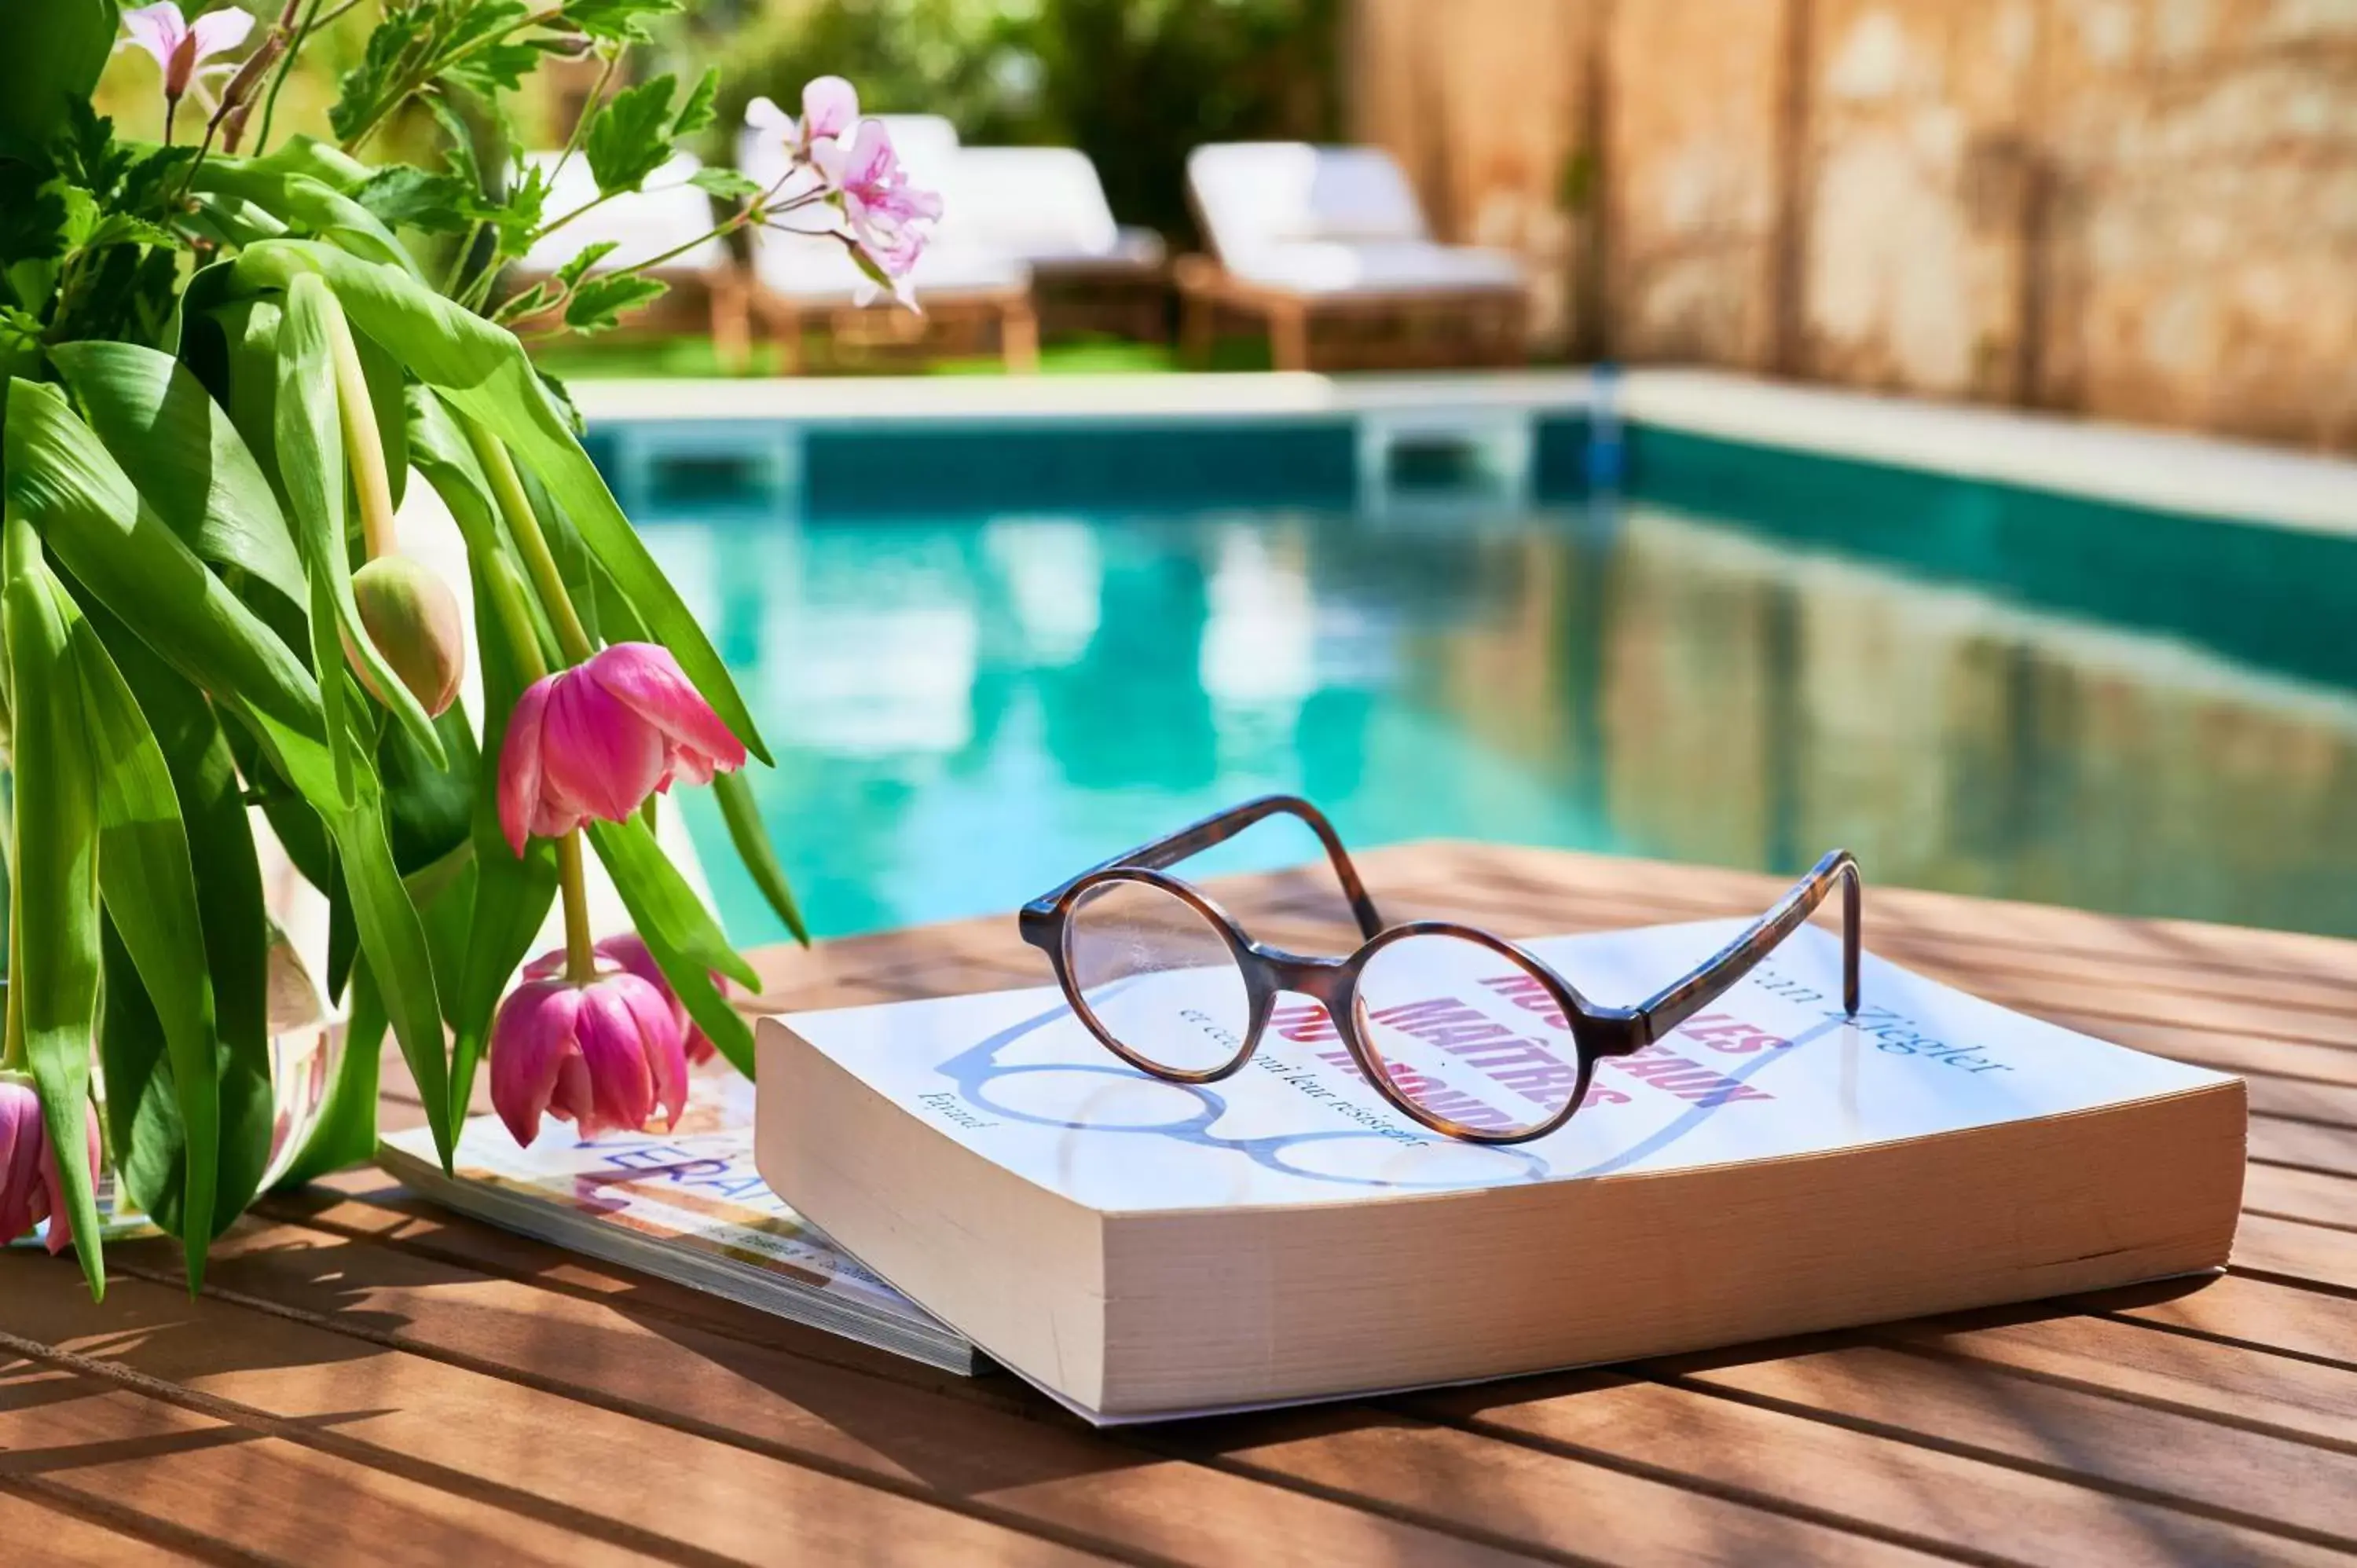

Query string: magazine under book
379 1073 981 1374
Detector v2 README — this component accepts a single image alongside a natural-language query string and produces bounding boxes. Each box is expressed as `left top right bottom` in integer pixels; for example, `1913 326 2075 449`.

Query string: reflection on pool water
640 489 2357 944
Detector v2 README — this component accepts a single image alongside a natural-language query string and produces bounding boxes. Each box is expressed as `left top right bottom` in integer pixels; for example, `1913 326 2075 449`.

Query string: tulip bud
346 554 466 719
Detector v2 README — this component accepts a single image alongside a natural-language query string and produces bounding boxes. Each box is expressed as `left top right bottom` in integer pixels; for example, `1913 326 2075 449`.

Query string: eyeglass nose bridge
1242 941 1355 1006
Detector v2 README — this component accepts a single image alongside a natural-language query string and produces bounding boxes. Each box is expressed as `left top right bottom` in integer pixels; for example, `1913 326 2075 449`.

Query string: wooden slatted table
4 841 2354 1565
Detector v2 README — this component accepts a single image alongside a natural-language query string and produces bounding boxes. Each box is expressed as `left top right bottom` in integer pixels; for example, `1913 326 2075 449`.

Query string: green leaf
47 343 309 610
584 75 679 197
2 379 321 741
586 817 759 1078
356 167 478 235
670 67 720 139
2 511 104 1298
566 0 682 45
687 167 762 202
401 384 504 559
382 702 477 877
0 0 114 153
325 754 452 1164
712 771 810 947
563 273 666 335
233 240 770 764
93 602 276 1240
276 274 445 778
273 954 386 1189
71 595 224 1287
555 240 619 289
447 39 545 100
329 5 436 146
273 276 360 804
239 694 454 1167
188 161 425 281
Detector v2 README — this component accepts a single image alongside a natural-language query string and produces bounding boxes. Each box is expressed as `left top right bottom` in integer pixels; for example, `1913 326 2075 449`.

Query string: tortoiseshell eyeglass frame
1019 794 1862 1145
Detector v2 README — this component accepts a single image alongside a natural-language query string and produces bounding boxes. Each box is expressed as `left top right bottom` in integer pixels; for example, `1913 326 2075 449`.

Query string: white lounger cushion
749 226 1025 303
953 147 1164 269
516 151 725 276
1225 239 1521 295
1187 142 1521 295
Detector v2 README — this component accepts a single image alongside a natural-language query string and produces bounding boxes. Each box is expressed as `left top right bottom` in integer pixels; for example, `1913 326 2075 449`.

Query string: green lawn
532 333 1171 379
530 332 1277 379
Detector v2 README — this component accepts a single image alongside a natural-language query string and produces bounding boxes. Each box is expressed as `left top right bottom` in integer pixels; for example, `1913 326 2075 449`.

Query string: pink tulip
490 960 689 1145
0 1075 101 1257
497 643 747 856
119 3 255 130
527 932 731 1067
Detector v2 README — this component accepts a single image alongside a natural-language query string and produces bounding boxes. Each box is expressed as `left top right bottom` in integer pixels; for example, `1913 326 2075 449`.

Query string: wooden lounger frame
1172 254 1525 372
750 280 1040 374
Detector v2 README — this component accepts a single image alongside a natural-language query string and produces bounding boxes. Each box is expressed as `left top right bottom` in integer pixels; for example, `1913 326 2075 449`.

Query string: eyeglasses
1020 795 1861 1145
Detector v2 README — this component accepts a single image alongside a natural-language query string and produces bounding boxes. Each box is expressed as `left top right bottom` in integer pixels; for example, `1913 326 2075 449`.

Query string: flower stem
481 551 551 684
324 297 398 559
2 812 21 1072
463 420 595 665
556 831 596 984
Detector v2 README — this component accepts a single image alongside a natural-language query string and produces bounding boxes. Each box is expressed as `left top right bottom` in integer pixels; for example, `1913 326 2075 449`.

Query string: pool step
1355 408 1535 518
603 421 805 513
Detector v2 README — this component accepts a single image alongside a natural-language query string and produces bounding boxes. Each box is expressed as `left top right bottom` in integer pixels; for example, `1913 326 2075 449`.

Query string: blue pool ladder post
1585 361 1626 498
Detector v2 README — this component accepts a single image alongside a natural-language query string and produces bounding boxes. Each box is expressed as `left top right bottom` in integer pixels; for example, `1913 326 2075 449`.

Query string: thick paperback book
756 918 2245 1423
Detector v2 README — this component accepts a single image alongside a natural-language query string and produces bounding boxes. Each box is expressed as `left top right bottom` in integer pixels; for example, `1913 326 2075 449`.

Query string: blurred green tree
715 0 1340 247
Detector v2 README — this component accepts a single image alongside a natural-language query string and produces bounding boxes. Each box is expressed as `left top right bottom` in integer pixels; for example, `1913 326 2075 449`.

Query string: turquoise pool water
635 446 2357 944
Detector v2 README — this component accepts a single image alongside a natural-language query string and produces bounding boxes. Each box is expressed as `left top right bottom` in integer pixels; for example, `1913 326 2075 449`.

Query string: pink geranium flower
811 119 943 304
490 959 689 1145
0 1075 101 1257
745 75 861 160
497 643 747 855
119 3 255 136
528 932 731 1067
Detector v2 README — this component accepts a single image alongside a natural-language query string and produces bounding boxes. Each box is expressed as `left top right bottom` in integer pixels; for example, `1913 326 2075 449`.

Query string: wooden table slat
101 1216 1542 1568
0 1482 209 1567
12 840 2357 1565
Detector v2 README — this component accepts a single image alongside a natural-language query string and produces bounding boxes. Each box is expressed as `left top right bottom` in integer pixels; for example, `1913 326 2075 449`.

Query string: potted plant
0 0 940 1298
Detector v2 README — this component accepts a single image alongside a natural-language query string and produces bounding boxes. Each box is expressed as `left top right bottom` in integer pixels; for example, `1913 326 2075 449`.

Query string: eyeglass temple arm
1021 793 1385 940
1626 849 1860 1048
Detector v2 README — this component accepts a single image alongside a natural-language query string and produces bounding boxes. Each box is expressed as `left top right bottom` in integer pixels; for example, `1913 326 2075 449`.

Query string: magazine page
383 1072 940 1330
783 919 2234 1213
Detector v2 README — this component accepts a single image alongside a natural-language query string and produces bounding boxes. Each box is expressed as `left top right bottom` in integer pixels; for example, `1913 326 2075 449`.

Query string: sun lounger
952 147 1166 339
513 150 750 370
1178 142 1526 371
739 115 1037 372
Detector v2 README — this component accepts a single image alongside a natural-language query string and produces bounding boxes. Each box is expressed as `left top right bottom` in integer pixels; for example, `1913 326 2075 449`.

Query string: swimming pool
617 401 2357 944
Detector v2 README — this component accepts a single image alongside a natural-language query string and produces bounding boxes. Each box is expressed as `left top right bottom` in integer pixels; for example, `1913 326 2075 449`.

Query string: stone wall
1349 0 2357 451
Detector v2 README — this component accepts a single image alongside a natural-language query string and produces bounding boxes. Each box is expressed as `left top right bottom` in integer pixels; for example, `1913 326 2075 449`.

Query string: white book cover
779 918 2234 1211
380 1073 977 1372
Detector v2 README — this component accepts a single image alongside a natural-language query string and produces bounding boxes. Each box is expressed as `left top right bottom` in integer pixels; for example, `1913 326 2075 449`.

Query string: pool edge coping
572 367 2357 539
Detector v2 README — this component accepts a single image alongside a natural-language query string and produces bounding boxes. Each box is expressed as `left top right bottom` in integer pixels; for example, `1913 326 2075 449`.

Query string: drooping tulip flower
529 932 732 1067
497 642 747 855
347 553 467 719
812 118 943 303
0 1074 101 1257
118 3 255 137
489 958 689 1145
